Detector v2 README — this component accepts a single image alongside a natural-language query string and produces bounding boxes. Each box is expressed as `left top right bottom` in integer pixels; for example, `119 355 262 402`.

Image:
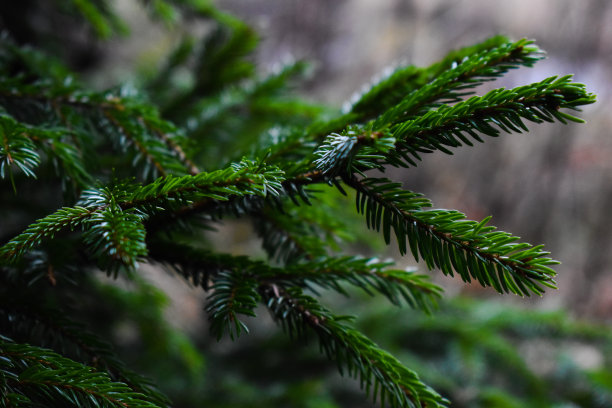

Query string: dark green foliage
262 286 447 408
0 336 161 407
0 1 602 407
352 37 543 121
345 176 559 296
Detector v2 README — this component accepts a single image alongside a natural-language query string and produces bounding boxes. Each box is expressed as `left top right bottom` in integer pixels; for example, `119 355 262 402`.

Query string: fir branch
253 208 329 263
102 110 169 178
345 176 558 296
141 163 326 230
374 38 544 124
238 40 586 176
314 129 396 176
82 202 148 273
150 127 199 175
0 187 142 269
0 84 194 180
149 234 433 398
349 36 517 119
149 241 441 313
0 16 601 408
278 257 442 313
146 168 331 234
382 75 596 168
0 116 40 192
205 270 260 341
142 161 295 231
0 304 169 407
0 37 196 179
0 113 91 188
0 206 100 263
313 76 594 176
126 158 287 233
0 159 285 264
0 338 163 408
261 285 448 408
125 158 285 211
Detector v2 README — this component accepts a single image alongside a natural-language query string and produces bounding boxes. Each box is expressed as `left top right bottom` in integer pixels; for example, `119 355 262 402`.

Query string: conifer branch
248 41 592 180
0 84 192 180
82 203 148 273
0 206 100 262
103 111 168 178
0 117 40 193
206 270 260 341
0 188 143 268
0 113 92 189
349 36 514 117
372 39 544 123
314 76 595 176
142 165 318 230
135 165 326 232
0 304 169 406
125 158 285 211
0 160 285 264
382 75 596 168
261 285 448 408
0 11 600 406
253 208 331 263
0 38 196 179
0 338 163 407
151 128 200 175
149 241 441 313
344 176 558 296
